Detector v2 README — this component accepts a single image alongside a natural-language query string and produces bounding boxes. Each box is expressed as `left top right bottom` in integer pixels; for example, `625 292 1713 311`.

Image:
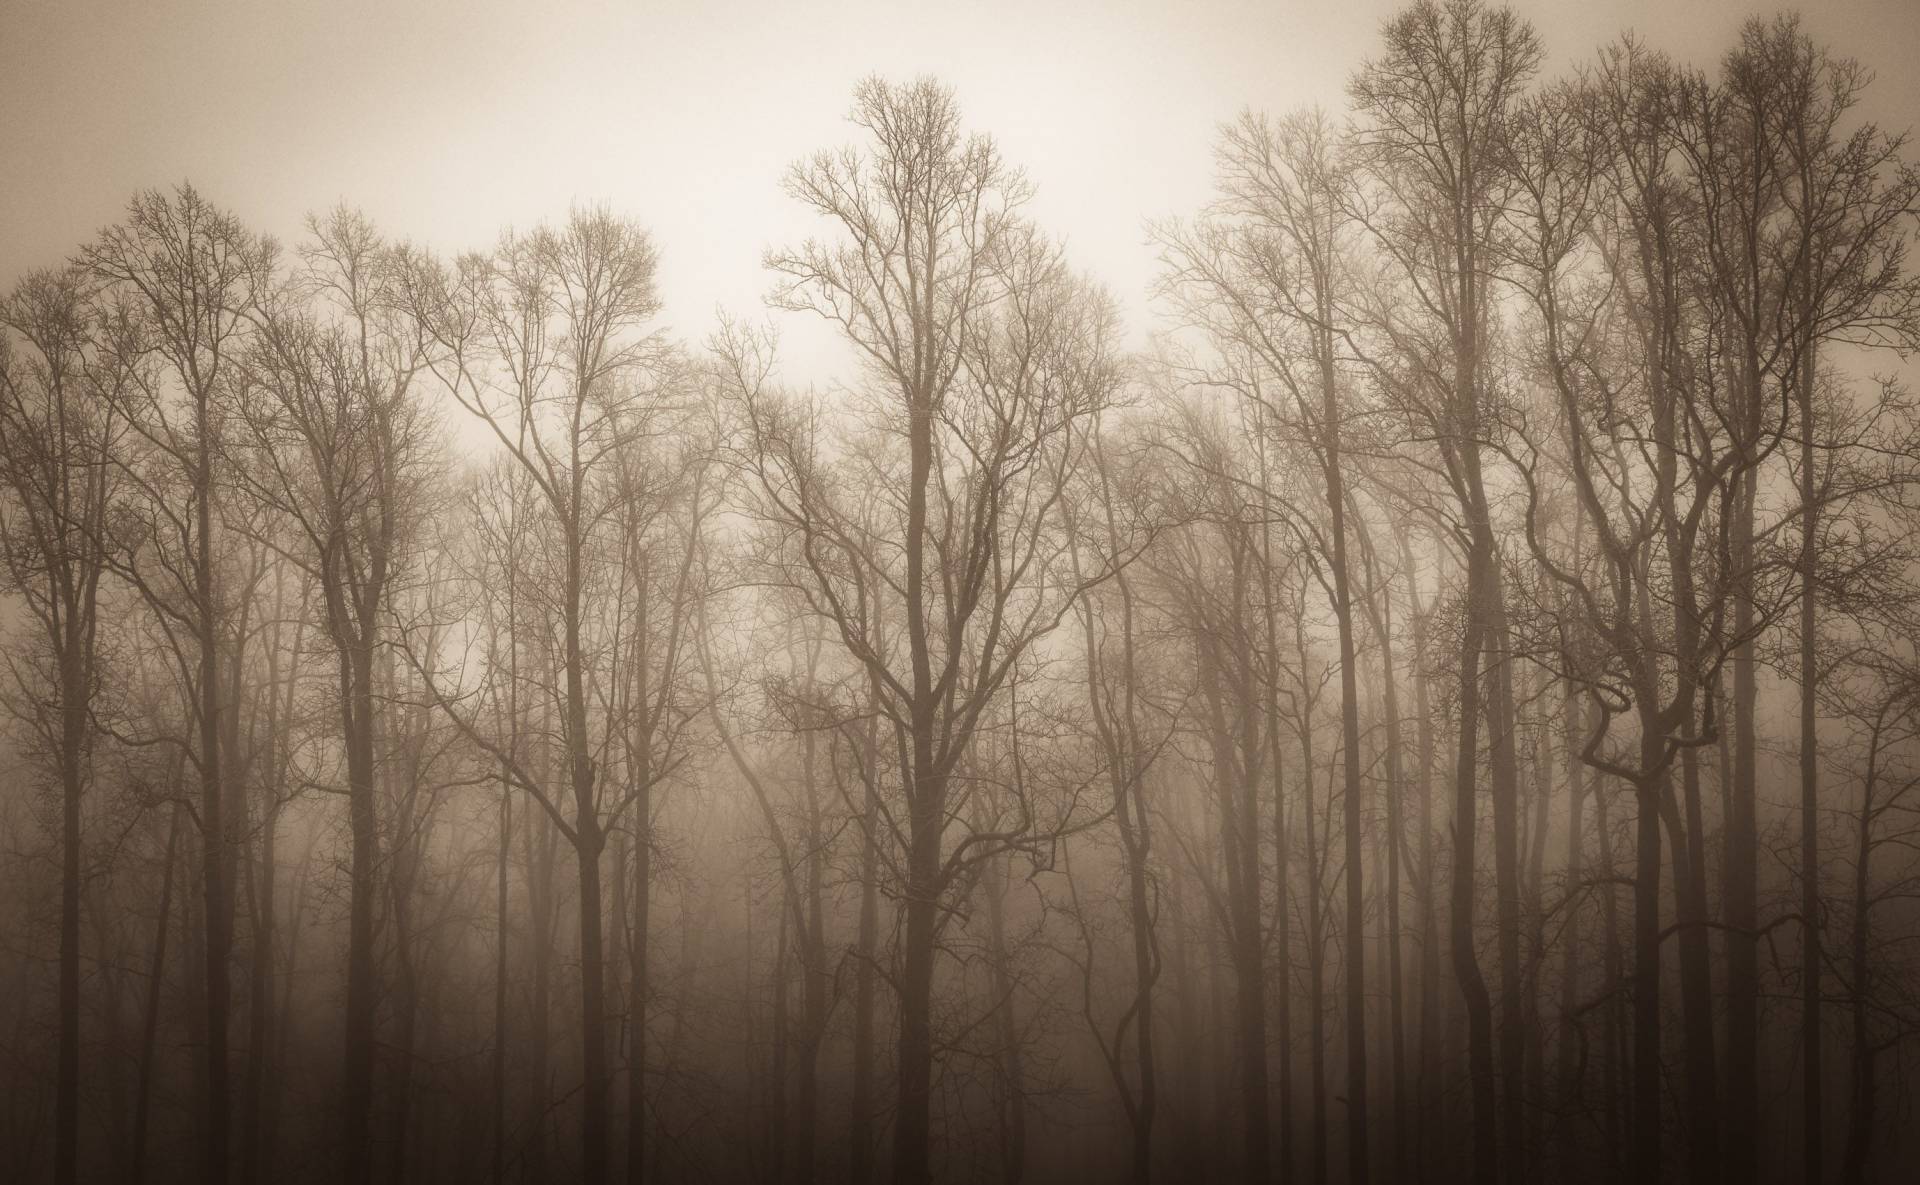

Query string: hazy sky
4 0 1917 376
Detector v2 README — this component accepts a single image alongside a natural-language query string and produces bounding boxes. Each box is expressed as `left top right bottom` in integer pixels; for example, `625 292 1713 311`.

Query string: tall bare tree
0 266 127 1185
399 207 680 1185
723 75 1123 1185
83 185 273 1185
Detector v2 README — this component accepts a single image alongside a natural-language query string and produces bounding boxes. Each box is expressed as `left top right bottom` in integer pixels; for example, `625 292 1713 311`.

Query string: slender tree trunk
1726 402 1761 1185
1522 670 1551 1144
575 820 610 1185
562 532 612 1185
195 408 231 1185
1631 744 1665 1183
130 803 182 1185
55 647 85 1185
1799 340 1823 1185
985 854 1027 1185
1399 534 1441 1182
627 774 651 1185
1591 773 1625 1172
1554 691 1587 1114
526 789 556 1183
1451 544 1498 1185
1486 582 1526 1185
1203 612 1271 1185
342 640 379 1185
893 807 941 1185
1299 651 1329 1185
240 802 275 1185
795 729 827 1185
1672 745 1721 1185
1374 566 1409 1182
1267 686 1293 1185
388 829 420 1185
891 370 946 1185
849 714 880 1185
496 780 511 1185
1316 333 1369 1185
1167 869 1203 1179
1839 740 1875 1185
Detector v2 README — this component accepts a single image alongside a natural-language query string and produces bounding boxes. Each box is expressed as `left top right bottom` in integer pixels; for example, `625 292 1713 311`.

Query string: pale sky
4 0 1917 378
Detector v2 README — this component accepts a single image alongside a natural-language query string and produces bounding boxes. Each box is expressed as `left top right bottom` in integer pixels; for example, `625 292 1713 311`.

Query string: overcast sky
4 0 1916 379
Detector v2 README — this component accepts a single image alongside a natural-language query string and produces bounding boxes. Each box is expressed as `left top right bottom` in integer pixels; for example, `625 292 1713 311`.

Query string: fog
4 2 1920 1184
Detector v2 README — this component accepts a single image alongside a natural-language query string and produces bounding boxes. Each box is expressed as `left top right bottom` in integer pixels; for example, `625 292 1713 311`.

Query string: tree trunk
1300 650 1329 1185
893 809 941 1185
130 803 181 1185
1266 679 1293 1185
496 781 511 1185
1486 582 1526 1185
1839 735 1875 1185
1799 339 1823 1185
526 790 556 1183
55 646 85 1185
1631 739 1665 1184
240 802 275 1185
575 820 610 1185
1450 545 1498 1185
849 713 880 1185
984 855 1027 1185
342 640 379 1185
1672 745 1721 1185
627 773 651 1185
1725 400 1761 1185
1374 560 1409 1181
196 407 232 1185
1398 532 1441 1181
1554 693 1588 1117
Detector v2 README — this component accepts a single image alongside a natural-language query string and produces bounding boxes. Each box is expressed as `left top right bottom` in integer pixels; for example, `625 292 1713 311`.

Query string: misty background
5 2 1920 1185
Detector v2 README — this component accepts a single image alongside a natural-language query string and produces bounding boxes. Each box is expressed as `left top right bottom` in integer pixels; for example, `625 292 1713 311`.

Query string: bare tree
723 75 1123 1185
1158 106 1383 1184
1347 4 1544 1178
0 266 127 1185
233 206 435 1184
83 185 273 1185
398 206 680 1185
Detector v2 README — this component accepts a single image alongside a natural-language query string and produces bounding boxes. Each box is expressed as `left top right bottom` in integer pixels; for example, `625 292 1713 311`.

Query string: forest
3 2 1920 1183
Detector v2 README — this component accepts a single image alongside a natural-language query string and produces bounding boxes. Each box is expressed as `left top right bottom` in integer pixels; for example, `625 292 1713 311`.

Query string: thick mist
4 4 1920 1185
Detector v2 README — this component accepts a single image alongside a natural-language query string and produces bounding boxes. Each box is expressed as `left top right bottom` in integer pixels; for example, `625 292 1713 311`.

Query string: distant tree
234 207 436 1184
1348 4 1544 1178
722 75 1124 1185
83 185 274 1185
0 266 127 1185
398 206 682 1185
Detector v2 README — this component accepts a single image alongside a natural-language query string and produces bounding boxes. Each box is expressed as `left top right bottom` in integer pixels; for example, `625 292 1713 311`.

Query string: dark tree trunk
893 812 941 1185
1631 734 1665 1184
1798 340 1824 1185
495 781 511 1185
1450 543 1498 1185
1840 734 1875 1185
196 405 232 1185
849 710 880 1185
240 803 275 1185
1295 629 1329 1185
1725 403 1762 1185
1486 583 1526 1185
342 640 379 1185
627 773 651 1185
130 803 182 1185
984 855 1027 1185
55 648 85 1185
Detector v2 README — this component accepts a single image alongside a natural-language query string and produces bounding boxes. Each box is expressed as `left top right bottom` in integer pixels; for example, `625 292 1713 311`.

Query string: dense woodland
6 4 1920 1183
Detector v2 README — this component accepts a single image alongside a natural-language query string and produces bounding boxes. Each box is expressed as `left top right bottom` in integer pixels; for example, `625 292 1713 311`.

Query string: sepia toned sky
4 0 1917 378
